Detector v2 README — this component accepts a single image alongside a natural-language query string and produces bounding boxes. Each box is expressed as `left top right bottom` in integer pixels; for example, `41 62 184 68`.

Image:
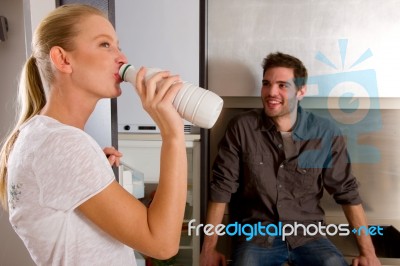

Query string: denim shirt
210 106 361 248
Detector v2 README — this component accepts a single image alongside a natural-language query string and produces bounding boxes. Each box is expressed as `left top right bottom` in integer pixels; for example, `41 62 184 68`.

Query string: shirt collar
258 105 309 140
292 106 309 140
259 110 275 132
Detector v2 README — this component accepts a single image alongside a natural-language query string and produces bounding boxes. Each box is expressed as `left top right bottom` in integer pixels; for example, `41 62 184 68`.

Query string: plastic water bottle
119 64 223 129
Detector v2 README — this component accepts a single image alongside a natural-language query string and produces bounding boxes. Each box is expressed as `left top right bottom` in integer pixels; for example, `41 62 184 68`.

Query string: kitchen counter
119 133 201 141
326 216 400 266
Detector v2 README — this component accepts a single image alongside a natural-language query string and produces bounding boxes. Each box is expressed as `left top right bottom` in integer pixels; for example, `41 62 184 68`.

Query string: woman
0 4 187 265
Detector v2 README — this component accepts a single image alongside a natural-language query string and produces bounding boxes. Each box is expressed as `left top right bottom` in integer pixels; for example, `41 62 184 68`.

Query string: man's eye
101 42 110 48
279 83 290 89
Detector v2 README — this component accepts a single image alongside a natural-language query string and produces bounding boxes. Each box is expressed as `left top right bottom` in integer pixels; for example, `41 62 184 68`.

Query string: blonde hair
0 4 106 210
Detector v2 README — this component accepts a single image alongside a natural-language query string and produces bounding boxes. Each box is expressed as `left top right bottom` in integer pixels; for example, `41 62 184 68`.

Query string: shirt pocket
295 167 320 188
283 166 321 198
242 153 271 196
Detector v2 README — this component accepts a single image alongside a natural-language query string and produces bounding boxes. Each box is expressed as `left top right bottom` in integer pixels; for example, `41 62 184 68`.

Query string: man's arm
200 202 227 266
341 204 381 266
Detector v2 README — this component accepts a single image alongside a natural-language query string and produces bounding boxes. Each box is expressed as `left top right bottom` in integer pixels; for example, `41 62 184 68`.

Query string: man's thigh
289 238 348 266
231 239 289 266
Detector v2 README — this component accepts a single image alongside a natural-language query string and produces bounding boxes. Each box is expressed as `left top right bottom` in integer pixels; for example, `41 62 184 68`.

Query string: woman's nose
116 50 128 65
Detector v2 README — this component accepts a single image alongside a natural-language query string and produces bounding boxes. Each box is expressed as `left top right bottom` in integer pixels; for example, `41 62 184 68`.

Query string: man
200 52 380 266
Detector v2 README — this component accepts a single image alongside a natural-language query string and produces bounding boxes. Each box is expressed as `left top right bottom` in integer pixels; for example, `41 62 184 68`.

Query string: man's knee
321 253 348 266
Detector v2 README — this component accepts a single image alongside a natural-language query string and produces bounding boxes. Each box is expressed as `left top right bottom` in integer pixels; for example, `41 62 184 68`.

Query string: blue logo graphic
304 39 381 164
352 225 383 236
187 219 384 241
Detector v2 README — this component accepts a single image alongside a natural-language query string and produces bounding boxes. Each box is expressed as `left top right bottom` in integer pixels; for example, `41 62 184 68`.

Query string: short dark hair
262 52 308 90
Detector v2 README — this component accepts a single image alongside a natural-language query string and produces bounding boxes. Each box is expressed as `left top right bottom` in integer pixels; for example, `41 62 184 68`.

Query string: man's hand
342 204 381 266
103 146 122 167
352 254 381 266
200 248 227 266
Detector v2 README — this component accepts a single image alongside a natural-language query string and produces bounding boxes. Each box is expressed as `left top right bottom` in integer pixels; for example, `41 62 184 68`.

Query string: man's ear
297 85 307 101
49 46 72 73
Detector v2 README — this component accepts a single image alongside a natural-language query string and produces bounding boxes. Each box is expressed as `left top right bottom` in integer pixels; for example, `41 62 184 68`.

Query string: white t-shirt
280 131 296 159
7 115 137 266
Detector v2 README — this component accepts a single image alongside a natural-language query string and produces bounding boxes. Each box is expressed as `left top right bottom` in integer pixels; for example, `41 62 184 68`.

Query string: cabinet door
177 141 200 266
115 0 200 131
118 137 201 266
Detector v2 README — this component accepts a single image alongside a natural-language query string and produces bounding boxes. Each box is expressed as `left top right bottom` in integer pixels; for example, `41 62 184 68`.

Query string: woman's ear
297 85 307 101
49 46 72 73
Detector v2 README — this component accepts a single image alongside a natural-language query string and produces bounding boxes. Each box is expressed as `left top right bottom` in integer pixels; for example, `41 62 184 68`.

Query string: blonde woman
0 4 187 265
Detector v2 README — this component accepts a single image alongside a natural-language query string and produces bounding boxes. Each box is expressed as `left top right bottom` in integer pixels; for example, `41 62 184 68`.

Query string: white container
119 64 223 129
134 251 145 266
119 163 145 199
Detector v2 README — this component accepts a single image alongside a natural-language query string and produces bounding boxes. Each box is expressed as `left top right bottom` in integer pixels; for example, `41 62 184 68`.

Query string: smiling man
200 52 381 266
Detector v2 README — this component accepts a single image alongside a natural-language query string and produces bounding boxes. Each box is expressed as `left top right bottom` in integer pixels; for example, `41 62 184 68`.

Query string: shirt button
277 143 283 149
278 184 282 188
279 164 284 168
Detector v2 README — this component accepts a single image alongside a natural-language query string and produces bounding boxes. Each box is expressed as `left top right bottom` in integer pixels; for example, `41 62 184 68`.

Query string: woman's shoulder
19 115 96 151
23 115 80 133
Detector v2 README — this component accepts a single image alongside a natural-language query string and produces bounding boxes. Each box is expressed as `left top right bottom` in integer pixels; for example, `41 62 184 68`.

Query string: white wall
0 0 35 264
0 0 53 264
208 0 400 98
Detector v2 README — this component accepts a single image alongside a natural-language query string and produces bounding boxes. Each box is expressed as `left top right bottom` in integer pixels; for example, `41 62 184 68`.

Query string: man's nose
268 84 280 96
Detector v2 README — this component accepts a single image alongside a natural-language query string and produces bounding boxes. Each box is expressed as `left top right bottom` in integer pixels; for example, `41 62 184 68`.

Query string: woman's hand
103 146 122 167
135 67 184 138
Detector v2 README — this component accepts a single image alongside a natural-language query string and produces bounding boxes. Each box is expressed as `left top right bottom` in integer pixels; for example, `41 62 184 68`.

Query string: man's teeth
268 100 281 104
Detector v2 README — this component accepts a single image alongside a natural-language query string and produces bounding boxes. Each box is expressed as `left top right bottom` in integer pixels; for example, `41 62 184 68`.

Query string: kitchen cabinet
207 0 400 98
118 134 201 266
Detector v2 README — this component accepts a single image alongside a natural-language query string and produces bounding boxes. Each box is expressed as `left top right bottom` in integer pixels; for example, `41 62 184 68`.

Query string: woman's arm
78 68 187 260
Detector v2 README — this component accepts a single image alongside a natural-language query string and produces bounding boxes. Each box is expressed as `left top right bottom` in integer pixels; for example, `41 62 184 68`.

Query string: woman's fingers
153 75 182 102
136 67 183 112
103 147 122 167
134 67 184 136
136 67 171 103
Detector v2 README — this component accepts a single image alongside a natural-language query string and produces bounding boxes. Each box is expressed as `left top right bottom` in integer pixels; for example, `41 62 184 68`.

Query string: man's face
261 67 306 120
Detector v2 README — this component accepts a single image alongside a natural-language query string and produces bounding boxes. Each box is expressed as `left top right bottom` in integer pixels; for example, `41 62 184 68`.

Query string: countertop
118 133 201 141
326 216 400 266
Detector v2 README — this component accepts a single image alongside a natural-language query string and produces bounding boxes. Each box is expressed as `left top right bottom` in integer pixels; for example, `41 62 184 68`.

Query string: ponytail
18 56 46 125
0 56 46 210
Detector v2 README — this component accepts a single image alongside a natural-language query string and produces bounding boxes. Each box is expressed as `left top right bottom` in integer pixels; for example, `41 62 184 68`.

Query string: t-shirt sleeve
32 129 115 211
